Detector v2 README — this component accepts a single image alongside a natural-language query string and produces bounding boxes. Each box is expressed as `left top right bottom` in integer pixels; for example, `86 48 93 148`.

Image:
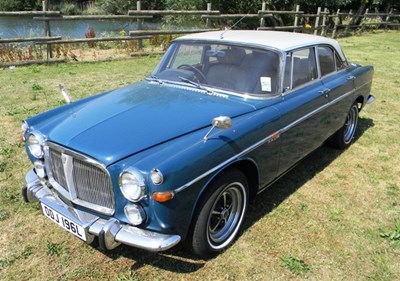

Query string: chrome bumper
22 169 181 252
367 94 375 104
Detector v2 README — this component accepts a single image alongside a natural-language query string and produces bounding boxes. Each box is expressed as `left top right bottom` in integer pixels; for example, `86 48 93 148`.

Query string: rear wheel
330 103 359 149
190 169 248 258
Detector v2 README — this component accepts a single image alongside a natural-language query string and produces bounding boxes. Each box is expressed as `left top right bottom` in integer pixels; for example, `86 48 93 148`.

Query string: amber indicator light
153 192 174 202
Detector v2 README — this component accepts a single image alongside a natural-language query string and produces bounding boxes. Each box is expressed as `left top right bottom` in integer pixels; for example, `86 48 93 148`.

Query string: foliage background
1 0 398 30
0 0 399 14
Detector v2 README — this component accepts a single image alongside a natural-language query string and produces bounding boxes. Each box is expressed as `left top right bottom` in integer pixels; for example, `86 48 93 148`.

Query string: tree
348 0 369 26
96 0 135 14
0 0 42 11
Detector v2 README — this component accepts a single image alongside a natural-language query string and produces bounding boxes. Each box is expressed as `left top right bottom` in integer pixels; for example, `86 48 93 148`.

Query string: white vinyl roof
176 30 346 61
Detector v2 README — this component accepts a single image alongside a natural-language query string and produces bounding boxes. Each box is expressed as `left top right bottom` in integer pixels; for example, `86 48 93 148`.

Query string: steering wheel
177 64 208 84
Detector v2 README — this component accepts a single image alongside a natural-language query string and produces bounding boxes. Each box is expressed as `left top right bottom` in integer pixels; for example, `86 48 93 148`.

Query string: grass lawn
0 31 399 280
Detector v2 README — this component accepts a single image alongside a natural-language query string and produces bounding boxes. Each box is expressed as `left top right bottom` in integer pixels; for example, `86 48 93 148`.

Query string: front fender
113 105 281 239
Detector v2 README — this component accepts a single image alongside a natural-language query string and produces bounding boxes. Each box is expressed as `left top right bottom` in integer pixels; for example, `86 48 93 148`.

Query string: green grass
0 31 399 280
281 254 312 276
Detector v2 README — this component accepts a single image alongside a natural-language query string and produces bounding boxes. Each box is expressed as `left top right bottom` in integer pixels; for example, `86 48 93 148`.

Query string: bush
59 2 82 15
82 1 106 15
162 0 205 27
0 0 41 11
97 0 135 15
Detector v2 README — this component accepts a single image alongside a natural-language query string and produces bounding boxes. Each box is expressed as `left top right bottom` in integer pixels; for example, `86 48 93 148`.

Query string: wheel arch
229 159 259 203
184 159 259 251
202 159 259 205
355 95 364 112
186 159 259 238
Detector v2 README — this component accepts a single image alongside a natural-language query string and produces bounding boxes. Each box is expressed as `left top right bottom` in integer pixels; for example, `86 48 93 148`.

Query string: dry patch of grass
1 34 173 64
1 31 399 280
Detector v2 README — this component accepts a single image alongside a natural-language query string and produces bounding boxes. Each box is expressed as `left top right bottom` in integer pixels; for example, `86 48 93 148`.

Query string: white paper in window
260 77 272 92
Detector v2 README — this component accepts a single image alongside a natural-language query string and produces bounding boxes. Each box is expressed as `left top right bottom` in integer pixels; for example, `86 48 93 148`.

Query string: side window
317 46 336 76
283 47 317 91
335 55 346 70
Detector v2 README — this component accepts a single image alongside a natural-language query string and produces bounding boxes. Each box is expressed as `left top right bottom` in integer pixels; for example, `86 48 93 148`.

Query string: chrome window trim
282 44 352 97
316 44 346 79
149 79 277 102
174 80 370 194
44 141 115 215
282 46 319 96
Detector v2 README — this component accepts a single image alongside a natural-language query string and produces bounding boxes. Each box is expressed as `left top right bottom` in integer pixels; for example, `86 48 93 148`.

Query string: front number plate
41 203 87 241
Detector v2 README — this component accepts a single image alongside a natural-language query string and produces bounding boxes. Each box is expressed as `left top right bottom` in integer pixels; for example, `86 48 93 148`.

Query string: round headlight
27 132 45 158
21 121 28 133
150 168 164 185
119 169 146 202
21 121 29 142
124 204 146 225
34 160 46 178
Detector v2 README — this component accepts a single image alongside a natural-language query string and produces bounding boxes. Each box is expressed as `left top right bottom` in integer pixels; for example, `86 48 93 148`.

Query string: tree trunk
349 2 367 26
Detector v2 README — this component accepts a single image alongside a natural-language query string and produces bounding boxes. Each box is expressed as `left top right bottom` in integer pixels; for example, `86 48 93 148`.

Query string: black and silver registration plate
41 203 87 241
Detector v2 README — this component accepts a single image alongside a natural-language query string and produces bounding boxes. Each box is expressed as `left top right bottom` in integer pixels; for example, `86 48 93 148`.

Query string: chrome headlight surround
27 131 45 158
119 168 147 202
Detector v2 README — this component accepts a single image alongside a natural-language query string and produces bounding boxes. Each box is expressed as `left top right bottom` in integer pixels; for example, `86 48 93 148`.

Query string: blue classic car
22 30 374 258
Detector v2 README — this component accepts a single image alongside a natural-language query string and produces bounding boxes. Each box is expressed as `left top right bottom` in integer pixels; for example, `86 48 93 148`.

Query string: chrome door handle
347 75 356 81
319 88 330 98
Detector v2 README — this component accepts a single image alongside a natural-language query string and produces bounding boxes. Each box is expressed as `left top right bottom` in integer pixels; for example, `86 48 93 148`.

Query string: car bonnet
44 81 255 166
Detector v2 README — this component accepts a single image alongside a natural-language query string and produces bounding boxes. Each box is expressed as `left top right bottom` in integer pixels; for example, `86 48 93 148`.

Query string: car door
316 46 356 135
275 47 331 175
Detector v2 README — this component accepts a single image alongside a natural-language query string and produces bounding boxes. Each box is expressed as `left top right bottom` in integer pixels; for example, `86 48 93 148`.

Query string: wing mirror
203 116 232 141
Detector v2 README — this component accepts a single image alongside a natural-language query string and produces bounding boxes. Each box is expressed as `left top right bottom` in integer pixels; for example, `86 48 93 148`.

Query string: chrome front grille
44 142 115 215
72 158 114 211
48 149 68 192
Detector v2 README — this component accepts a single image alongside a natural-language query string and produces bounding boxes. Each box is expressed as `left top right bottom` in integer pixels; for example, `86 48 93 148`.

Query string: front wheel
330 103 359 149
189 169 248 258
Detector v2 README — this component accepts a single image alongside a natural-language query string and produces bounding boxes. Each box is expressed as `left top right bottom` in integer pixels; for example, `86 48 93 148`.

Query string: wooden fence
0 0 399 66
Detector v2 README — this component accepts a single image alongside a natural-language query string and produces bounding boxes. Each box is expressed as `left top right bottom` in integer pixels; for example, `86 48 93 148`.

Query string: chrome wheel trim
343 105 358 144
206 182 246 250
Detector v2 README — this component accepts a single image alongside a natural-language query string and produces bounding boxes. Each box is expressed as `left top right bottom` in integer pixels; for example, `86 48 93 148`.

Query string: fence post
293 5 300 32
43 0 52 60
260 2 266 27
332 9 340 38
321 8 328 36
344 9 353 35
385 8 393 30
314 7 321 35
206 3 212 28
136 1 143 50
361 8 368 33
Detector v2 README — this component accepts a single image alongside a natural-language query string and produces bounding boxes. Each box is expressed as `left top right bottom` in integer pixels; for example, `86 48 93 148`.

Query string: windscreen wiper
178 76 213 94
146 75 163 85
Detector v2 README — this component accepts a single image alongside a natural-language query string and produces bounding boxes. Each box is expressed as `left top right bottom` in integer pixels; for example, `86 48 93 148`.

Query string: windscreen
153 42 280 96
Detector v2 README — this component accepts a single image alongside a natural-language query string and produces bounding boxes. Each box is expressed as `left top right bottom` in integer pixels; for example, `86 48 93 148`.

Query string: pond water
0 16 140 39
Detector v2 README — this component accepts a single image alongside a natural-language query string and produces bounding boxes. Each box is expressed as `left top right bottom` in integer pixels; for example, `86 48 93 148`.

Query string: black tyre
190 168 248 258
330 103 359 149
